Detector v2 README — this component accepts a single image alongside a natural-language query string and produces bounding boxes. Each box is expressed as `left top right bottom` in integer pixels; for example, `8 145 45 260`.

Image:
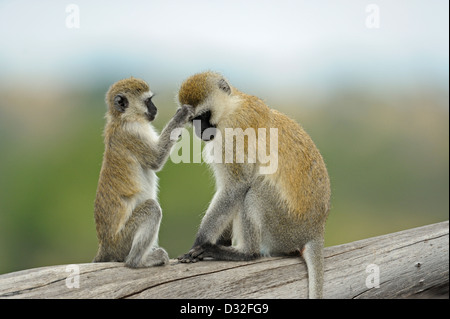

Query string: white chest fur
137 166 158 201
125 121 160 204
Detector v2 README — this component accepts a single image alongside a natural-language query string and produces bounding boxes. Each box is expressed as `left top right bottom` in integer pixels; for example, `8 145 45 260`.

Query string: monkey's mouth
192 110 216 141
146 111 157 122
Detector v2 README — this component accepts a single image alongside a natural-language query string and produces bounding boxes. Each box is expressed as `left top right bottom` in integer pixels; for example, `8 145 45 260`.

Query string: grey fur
179 173 326 297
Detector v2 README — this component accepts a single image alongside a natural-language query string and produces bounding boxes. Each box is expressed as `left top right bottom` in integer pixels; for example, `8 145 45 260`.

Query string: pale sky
0 0 448 93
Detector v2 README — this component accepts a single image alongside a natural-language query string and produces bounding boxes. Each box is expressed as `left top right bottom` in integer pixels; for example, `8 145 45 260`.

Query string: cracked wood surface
0 221 448 299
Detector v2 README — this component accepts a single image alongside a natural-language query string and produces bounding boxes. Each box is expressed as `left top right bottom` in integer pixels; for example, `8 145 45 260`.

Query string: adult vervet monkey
177 71 331 298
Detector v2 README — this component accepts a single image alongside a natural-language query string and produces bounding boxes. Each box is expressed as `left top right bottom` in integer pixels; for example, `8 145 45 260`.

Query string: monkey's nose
145 97 157 113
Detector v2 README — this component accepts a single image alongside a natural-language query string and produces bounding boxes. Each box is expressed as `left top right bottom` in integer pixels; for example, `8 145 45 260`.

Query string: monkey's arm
150 105 194 171
126 105 193 171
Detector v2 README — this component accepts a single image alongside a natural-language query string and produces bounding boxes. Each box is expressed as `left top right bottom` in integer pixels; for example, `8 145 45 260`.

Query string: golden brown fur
178 72 330 221
177 71 330 298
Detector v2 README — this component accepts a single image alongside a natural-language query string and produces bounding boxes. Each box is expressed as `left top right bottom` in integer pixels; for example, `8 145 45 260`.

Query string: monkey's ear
218 79 231 95
114 94 129 113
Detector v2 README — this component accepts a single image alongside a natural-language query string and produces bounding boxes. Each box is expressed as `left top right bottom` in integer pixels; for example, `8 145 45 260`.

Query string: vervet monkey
177 71 331 298
93 77 194 268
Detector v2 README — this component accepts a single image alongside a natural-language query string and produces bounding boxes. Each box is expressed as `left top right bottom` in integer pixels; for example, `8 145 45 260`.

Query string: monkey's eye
113 94 128 113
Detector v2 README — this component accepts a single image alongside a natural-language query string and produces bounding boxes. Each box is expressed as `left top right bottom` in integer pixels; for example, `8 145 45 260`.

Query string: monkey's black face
145 97 157 121
192 110 216 141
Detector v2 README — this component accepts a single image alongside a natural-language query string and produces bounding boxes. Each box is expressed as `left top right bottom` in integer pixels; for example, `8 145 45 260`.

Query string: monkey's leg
178 187 247 263
302 239 324 299
215 224 232 246
125 199 169 268
186 190 262 262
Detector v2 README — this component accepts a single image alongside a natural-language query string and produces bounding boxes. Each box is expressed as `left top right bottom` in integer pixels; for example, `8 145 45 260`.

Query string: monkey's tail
301 239 324 299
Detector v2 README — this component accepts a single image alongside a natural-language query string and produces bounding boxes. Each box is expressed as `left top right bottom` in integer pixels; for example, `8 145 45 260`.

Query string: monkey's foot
126 248 169 268
144 248 169 267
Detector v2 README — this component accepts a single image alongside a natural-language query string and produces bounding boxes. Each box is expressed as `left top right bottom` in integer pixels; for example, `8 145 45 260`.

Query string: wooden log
0 221 448 299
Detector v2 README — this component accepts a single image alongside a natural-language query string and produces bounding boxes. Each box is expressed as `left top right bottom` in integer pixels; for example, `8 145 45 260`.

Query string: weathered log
0 221 448 299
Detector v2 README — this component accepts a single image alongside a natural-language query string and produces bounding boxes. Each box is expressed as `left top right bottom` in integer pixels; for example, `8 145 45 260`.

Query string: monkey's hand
158 104 195 155
174 104 195 125
178 243 254 262
177 244 209 263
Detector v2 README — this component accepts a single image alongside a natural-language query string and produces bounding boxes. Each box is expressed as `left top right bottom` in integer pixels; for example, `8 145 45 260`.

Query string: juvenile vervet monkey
93 77 194 268
177 71 331 298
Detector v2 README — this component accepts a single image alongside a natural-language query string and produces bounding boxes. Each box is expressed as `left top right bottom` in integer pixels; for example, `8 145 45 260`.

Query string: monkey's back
266 109 330 223
229 92 330 222
94 129 144 258
222 103 331 252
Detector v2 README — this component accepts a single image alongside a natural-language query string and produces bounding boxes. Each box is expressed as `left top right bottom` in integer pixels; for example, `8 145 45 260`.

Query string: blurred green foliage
0 86 448 274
